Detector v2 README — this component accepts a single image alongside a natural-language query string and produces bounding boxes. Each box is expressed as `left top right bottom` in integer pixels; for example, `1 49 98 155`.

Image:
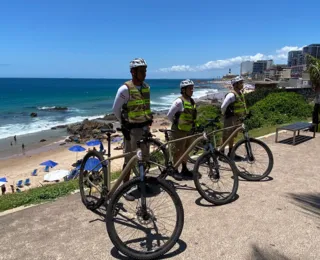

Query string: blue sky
0 0 319 79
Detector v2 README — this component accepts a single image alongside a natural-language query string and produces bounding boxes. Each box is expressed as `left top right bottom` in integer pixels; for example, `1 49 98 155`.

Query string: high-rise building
252 60 273 75
288 50 304 67
303 44 320 60
240 61 254 76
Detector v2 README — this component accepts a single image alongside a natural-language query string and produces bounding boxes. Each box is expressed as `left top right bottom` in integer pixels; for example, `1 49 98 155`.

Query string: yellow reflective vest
121 80 152 125
174 96 197 132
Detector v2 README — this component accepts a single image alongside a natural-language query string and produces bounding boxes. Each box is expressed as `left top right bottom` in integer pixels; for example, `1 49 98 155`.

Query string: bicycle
146 125 239 206
190 115 274 181
219 115 274 181
79 129 184 260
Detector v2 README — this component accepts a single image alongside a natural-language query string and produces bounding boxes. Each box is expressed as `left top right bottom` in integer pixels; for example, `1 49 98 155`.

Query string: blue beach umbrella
68 145 86 161
68 145 86 152
0 177 7 186
86 140 101 146
76 158 102 171
40 160 58 168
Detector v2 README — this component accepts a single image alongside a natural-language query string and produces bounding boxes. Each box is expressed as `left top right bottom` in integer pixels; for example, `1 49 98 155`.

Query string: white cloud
274 46 303 60
159 65 195 73
157 46 303 73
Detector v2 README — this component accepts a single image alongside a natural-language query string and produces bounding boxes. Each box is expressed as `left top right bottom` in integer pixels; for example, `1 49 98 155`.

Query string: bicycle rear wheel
79 150 107 210
230 138 274 181
106 176 184 260
193 151 238 205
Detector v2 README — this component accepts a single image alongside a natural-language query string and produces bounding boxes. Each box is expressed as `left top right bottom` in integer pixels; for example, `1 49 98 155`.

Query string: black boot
180 164 193 179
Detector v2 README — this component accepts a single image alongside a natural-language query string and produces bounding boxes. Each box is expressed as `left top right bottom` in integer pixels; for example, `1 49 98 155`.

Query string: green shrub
245 88 285 107
196 104 222 145
196 104 220 126
246 92 312 129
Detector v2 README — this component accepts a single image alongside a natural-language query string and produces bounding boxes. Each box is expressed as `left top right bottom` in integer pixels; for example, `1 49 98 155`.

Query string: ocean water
0 78 225 139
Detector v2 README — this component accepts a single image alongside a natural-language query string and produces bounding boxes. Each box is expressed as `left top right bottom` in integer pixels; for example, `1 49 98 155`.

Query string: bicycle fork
136 148 151 221
208 143 220 179
244 133 254 161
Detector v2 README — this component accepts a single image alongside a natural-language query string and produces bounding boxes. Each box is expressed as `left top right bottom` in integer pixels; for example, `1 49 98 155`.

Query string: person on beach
22 143 25 154
167 79 197 180
221 76 247 157
1 184 6 195
112 58 152 201
14 135 17 144
10 142 12 146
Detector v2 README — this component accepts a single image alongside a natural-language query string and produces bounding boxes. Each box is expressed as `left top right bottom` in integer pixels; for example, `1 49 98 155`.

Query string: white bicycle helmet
180 79 194 89
231 76 244 86
130 58 147 69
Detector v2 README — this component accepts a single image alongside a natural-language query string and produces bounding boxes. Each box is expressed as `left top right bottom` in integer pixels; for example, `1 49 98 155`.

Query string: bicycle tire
79 150 107 210
193 151 239 205
230 138 274 181
106 176 184 260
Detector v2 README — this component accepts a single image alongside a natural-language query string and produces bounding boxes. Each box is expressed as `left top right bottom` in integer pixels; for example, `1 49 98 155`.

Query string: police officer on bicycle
112 58 152 200
167 79 197 180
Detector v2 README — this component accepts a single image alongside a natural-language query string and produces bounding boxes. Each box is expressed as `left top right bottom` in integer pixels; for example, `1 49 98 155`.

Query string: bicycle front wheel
193 151 238 205
106 177 184 260
79 150 107 210
230 138 274 181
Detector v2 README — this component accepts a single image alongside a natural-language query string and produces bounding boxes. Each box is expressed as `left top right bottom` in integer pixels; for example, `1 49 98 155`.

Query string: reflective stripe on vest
177 97 197 132
123 80 152 124
232 91 247 117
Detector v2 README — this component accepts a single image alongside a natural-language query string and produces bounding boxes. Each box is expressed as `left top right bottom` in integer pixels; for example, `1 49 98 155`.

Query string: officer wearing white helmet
221 76 247 157
112 58 152 200
167 79 197 180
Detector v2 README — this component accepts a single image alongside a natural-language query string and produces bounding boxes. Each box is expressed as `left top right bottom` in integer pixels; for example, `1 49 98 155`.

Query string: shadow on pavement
110 239 187 259
287 192 320 218
278 135 313 146
166 180 197 191
195 194 239 207
238 176 274 182
250 244 292 260
88 206 107 223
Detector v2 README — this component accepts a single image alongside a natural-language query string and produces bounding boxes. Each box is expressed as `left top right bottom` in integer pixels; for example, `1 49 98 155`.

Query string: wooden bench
275 122 316 145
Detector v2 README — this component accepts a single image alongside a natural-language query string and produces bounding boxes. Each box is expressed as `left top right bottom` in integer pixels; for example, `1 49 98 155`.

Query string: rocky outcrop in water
67 118 113 141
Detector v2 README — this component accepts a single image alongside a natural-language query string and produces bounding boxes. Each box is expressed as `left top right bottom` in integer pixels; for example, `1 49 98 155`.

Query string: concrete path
1 131 320 260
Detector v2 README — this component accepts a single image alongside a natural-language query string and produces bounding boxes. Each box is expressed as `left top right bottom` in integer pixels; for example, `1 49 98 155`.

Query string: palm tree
307 55 320 90
307 55 320 132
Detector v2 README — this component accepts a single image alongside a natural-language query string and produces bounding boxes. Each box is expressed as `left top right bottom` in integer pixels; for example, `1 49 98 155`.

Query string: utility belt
121 120 153 141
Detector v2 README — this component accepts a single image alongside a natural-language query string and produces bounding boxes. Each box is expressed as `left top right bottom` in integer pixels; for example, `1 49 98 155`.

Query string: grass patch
0 170 123 212
111 170 121 181
0 179 79 212
248 118 312 139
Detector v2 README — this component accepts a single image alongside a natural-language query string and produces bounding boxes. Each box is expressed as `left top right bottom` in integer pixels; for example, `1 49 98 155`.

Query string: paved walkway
1 131 320 260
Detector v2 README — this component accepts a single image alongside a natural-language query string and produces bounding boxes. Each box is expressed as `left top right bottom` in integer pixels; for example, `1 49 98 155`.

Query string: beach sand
0 115 171 193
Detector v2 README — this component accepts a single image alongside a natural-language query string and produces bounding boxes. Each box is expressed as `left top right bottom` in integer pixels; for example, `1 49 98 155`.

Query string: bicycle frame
86 150 137 198
213 123 255 161
216 124 244 152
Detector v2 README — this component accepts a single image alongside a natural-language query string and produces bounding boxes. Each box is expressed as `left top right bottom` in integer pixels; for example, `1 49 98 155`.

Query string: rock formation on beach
67 118 114 141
